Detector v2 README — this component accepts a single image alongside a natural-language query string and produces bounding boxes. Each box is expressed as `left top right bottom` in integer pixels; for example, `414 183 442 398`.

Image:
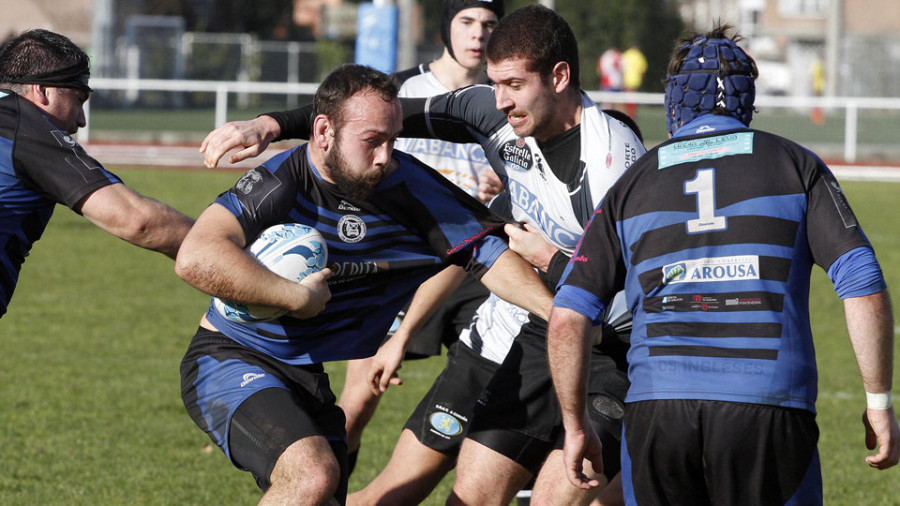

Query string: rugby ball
214 223 328 323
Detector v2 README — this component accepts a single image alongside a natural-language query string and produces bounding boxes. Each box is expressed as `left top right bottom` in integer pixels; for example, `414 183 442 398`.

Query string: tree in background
135 0 682 92
423 0 682 92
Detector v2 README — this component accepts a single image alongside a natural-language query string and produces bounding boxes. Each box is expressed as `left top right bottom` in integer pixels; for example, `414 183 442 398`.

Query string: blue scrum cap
441 0 504 62
664 35 757 135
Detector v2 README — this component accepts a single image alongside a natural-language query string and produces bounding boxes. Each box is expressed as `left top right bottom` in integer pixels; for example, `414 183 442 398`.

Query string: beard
325 137 383 201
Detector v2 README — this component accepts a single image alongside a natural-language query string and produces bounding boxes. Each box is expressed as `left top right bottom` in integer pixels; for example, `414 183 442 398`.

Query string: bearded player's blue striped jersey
204 144 509 365
555 115 886 413
0 90 121 318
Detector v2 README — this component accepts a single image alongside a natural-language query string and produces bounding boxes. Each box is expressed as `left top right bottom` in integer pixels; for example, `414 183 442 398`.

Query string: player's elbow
174 246 204 285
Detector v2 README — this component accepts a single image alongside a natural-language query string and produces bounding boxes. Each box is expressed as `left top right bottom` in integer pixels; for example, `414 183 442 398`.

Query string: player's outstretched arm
368 266 466 394
78 183 194 259
844 289 900 469
200 115 282 169
547 306 605 488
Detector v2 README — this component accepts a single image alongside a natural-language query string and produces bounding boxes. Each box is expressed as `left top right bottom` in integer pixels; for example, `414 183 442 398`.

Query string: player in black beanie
442 0 505 62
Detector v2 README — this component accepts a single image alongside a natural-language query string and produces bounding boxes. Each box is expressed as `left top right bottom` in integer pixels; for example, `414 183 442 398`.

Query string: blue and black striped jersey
556 115 885 412
205 144 509 364
0 90 120 318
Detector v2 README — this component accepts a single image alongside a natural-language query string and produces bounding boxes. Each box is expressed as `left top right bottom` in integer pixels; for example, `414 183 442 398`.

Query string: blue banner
355 3 398 73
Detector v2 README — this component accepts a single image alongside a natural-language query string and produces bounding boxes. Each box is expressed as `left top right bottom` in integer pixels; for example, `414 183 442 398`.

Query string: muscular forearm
131 200 195 259
174 204 319 313
394 265 466 340
845 289 895 394
177 235 310 311
547 307 593 428
79 184 194 260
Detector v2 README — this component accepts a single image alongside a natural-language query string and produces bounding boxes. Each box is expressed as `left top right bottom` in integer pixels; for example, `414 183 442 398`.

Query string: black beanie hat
441 0 505 62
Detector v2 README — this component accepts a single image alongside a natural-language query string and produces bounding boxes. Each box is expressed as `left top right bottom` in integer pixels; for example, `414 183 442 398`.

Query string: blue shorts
180 328 347 491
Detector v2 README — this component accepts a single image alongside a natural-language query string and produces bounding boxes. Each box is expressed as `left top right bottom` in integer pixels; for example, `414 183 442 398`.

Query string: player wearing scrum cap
548 23 898 505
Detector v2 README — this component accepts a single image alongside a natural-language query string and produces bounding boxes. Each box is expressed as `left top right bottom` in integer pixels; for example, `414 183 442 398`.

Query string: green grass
1 169 898 504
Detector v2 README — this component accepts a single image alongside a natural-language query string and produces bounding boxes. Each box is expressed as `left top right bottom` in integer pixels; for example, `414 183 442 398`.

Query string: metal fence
80 79 900 164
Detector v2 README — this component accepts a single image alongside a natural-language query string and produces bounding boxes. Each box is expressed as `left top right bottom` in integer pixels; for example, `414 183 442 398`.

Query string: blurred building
679 0 900 97
0 0 93 46
4 0 899 98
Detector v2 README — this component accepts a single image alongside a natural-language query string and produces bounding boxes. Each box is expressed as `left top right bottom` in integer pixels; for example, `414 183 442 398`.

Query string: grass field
1 167 898 505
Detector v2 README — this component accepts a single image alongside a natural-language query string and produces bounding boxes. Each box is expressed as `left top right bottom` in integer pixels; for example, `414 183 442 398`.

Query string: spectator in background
597 46 623 110
810 54 826 125
621 44 647 118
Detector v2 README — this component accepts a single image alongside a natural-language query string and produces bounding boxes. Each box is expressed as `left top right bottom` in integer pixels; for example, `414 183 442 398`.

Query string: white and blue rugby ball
214 223 328 323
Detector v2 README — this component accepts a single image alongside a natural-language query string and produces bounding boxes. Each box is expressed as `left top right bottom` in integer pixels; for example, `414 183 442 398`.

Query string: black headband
6 61 92 93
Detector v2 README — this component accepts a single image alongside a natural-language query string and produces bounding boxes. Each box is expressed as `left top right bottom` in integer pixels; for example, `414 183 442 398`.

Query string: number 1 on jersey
685 168 727 233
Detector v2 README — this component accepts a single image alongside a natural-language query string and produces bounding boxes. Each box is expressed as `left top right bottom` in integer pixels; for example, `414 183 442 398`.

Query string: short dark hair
666 23 755 77
0 29 90 91
313 64 399 129
486 4 580 89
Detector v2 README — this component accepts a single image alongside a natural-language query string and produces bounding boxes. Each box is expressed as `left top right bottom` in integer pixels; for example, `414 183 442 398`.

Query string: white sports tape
866 391 893 410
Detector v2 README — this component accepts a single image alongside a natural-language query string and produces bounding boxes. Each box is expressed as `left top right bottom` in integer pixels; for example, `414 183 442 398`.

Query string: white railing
586 90 900 163
82 78 320 143
82 78 900 163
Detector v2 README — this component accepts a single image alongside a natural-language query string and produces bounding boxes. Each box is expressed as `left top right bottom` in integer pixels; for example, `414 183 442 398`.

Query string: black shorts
404 274 489 359
404 340 500 453
181 328 348 495
467 320 630 478
623 400 822 505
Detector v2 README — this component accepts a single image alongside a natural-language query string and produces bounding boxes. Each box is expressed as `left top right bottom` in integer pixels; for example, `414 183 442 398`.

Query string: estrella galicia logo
499 138 533 172
338 214 366 243
663 263 687 283
429 412 463 436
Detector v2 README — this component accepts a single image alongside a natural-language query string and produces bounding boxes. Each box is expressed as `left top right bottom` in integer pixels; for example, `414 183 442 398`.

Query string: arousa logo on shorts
429 412 463 436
